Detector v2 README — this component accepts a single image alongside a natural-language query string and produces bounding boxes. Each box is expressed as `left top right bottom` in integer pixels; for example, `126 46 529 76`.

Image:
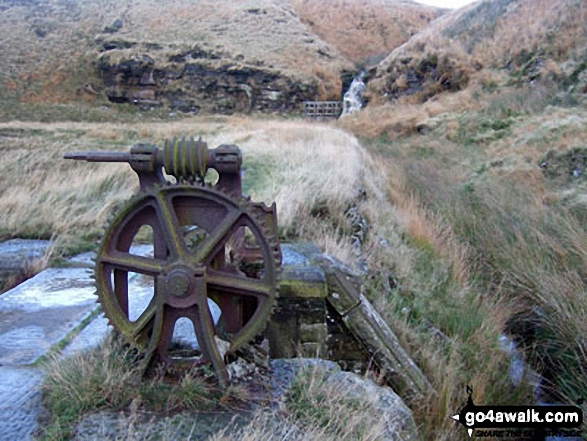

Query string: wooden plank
325 266 435 397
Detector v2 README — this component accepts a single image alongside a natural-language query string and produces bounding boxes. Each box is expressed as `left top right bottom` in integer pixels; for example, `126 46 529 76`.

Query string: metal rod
63 152 132 162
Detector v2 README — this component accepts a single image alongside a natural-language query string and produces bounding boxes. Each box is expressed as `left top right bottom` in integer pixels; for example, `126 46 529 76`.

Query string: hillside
337 0 587 428
0 0 441 115
291 0 442 67
369 0 587 105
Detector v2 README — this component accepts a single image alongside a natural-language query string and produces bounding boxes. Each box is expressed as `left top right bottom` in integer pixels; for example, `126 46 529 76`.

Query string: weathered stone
63 314 110 356
267 298 326 359
301 342 322 357
269 358 341 402
282 244 311 266
324 371 421 441
324 266 361 315
270 359 420 440
65 251 95 268
98 46 318 114
0 366 44 441
268 243 433 398
0 267 97 365
266 301 298 358
103 18 123 34
325 302 369 372
299 323 327 343
294 298 327 324
283 242 324 264
279 266 327 298
170 98 200 114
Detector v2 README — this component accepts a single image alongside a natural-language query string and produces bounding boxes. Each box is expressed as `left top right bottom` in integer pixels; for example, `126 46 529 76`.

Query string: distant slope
369 0 587 104
0 0 352 111
0 0 448 114
291 0 443 67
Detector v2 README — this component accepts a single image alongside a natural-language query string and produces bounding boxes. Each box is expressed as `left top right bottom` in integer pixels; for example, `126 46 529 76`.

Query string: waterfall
340 71 366 117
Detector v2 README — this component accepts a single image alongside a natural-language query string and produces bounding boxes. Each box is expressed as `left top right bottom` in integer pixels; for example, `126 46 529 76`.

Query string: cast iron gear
94 183 280 386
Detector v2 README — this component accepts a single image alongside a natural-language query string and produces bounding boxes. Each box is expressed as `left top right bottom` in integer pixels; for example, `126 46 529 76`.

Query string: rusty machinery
65 138 281 386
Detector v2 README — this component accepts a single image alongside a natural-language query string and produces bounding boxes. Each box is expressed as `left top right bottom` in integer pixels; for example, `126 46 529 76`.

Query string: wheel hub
166 269 191 298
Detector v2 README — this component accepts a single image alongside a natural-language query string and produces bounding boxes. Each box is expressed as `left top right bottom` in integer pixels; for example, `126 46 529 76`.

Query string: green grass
0 98 177 124
283 364 397 440
39 334 228 440
397 152 587 407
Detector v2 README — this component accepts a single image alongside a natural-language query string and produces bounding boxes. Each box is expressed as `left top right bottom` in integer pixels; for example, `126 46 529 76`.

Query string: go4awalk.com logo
451 387 583 438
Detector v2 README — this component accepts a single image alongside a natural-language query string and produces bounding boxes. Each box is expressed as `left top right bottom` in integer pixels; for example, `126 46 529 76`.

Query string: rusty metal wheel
94 183 280 386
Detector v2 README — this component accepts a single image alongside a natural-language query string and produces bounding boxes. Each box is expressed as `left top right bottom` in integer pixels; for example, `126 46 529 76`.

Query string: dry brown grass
0 0 356 104
358 91 587 426
338 85 480 139
0 117 366 266
291 0 442 66
369 0 587 104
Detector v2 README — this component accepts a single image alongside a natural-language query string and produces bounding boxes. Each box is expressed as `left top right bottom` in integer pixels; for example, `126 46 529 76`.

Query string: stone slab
65 251 95 268
63 313 111 356
324 267 361 315
279 266 327 298
62 274 221 355
0 267 97 365
282 244 311 266
65 244 154 268
0 366 43 441
281 243 326 266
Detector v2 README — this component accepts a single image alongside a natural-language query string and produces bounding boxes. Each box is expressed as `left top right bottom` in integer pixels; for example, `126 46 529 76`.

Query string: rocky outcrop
98 44 319 114
375 53 470 103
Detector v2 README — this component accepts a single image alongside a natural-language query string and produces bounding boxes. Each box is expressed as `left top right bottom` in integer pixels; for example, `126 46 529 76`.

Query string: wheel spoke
193 300 229 387
193 210 242 262
143 303 165 366
207 270 272 299
155 192 188 258
101 251 165 274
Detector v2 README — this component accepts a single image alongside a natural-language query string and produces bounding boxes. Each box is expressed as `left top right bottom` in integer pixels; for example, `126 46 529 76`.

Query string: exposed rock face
98 44 319 114
370 0 587 104
375 53 470 103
